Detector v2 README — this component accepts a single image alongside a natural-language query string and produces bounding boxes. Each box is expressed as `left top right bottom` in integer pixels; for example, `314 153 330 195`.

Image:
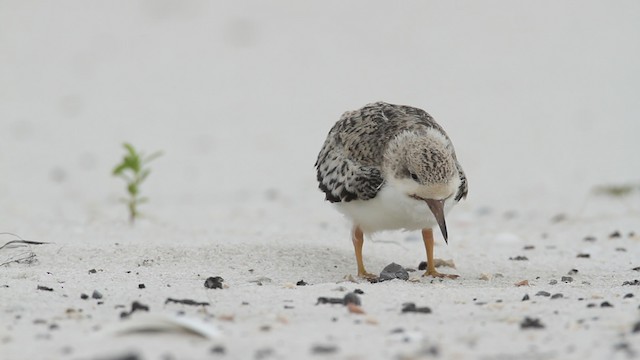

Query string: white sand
1 2 639 359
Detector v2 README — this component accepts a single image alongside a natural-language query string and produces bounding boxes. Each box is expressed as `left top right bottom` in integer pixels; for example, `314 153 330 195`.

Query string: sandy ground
1 2 640 360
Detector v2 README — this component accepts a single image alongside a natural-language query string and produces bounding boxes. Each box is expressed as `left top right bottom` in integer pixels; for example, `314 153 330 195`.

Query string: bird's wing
454 161 468 201
315 106 387 203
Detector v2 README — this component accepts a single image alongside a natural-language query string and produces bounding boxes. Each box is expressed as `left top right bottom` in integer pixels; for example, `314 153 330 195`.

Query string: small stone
551 293 564 299
509 256 528 261
401 303 431 314
379 263 409 281
88 269 97 274
633 267 640 271
37 285 53 292
549 280 558 285
624 293 634 299
138 284 145 289
568 269 579 275
523 245 535 250
311 344 338 354
131 301 149 313
601 301 613 308
609 231 621 238
587 303 596 308
622 280 640 286
520 317 545 329
418 261 427 270
204 276 224 289
354 289 364 294
91 290 103 299
211 345 226 354
522 294 530 301
616 247 627 252
577 253 590 258
583 236 596 242
80 293 88 300
536 291 551 297
316 297 343 305
632 321 640 333
49 323 59 330
561 276 573 283
296 280 308 286
343 292 361 306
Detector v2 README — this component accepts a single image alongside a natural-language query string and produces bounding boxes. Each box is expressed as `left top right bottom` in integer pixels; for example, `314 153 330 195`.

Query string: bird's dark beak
425 199 448 244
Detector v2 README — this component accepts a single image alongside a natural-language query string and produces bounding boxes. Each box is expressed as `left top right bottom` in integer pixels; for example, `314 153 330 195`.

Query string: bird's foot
422 269 459 279
358 271 378 280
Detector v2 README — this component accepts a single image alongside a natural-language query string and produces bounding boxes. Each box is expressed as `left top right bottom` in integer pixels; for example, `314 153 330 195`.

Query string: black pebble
296 280 308 286
561 276 573 283
522 294 530 301
509 256 529 261
609 231 621 238
92 290 103 299
138 284 145 289
316 297 343 305
401 303 432 314
343 292 361 306
204 276 224 289
211 345 226 354
354 289 364 294
88 269 97 274
520 317 545 329
601 301 613 308
80 293 88 300
523 245 535 250
131 301 149 313
622 280 639 286
633 321 640 333
418 261 427 270
583 236 596 242
577 253 590 258
551 293 564 299
379 263 409 281
623 293 634 299
587 303 596 308
568 269 579 275
37 285 53 292
549 280 558 285
311 345 338 354
632 266 640 271
536 291 551 297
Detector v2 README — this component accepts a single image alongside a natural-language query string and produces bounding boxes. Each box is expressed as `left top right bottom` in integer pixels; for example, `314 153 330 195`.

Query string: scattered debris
577 253 590 258
317 297 343 305
515 280 529 287
401 303 431 314
211 345 226 354
354 289 364 294
138 284 145 289
616 247 627 252
311 344 338 354
609 231 621 238
601 301 613 308
551 293 564 299
509 256 528 261
110 314 220 339
88 269 97 274
523 245 535 250
549 280 558 285
80 293 88 300
296 280 308 286
479 273 491 281
568 269 579 275
249 277 272 286
317 292 361 307
561 276 573 283
120 301 150 319
92 290 103 299
633 321 640 333
520 317 545 329
583 236 596 242
165 298 210 306
633 267 640 272
593 183 635 197
522 294 530 301
379 263 409 281
622 280 640 286
37 285 53 292
204 276 224 289
536 291 551 297
624 293 634 299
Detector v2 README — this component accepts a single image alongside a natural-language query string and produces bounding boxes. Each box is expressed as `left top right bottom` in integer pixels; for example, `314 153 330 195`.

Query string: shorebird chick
315 102 468 279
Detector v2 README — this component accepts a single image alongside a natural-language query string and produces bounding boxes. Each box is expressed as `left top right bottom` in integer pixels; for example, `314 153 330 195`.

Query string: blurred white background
1 1 639 225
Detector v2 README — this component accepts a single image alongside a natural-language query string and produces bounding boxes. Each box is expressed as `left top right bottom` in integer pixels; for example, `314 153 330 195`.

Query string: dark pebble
354 289 364 294
97 301 104 305
624 293 634 299
577 253 590 258
583 236 596 242
401 303 432 314
204 276 224 289
211 345 226 354
49 323 59 330
523 245 535 250
138 284 145 289
509 256 528 261
561 276 573 283
311 344 338 354
379 263 409 281
601 301 613 308
522 294 530 301
343 292 361 306
91 290 103 299
165 298 209 306
80 293 88 300
622 280 639 286
551 293 564 299
284 305 294 309
549 280 558 285
568 269 579 275
520 317 545 329
316 297 343 305
616 247 627 252
88 269 97 274
296 280 308 286
633 266 640 271
633 321 640 333
131 301 149 313
609 231 621 238
587 303 596 308
37 285 53 292
536 291 551 297
418 261 427 270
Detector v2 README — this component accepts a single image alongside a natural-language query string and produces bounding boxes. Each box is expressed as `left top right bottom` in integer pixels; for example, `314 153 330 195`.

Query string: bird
315 102 467 279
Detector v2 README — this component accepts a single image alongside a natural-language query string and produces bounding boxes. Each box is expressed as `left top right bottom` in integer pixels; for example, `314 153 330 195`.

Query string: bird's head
383 129 460 243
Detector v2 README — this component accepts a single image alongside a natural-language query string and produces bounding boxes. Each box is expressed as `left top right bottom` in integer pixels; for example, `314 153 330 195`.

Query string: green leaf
128 183 138 196
113 163 128 175
140 169 151 182
123 143 137 157
138 197 149 204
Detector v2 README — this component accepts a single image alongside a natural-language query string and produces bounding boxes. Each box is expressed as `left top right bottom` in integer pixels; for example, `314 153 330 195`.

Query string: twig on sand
0 233 50 267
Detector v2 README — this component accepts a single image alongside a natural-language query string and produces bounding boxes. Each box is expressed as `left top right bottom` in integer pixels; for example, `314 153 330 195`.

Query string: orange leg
352 225 377 279
422 228 459 279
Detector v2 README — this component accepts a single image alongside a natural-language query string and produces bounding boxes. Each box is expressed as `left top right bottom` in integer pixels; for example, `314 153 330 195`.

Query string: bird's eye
410 173 419 181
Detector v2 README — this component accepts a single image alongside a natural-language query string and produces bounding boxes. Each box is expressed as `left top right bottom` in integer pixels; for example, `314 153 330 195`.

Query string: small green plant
112 143 162 223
